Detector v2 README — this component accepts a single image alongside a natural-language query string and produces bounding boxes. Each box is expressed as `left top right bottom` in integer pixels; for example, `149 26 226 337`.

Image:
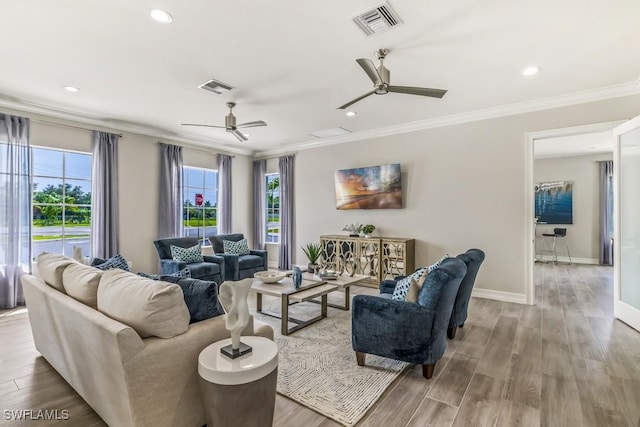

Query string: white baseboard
472 288 528 304
535 256 599 265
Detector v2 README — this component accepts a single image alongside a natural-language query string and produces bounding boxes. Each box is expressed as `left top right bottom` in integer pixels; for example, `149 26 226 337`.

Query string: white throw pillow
37 252 78 293
62 263 103 308
97 269 190 339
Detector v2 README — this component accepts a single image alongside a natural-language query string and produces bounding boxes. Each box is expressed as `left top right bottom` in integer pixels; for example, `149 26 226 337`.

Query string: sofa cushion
37 252 78 293
94 254 130 271
238 254 264 269
160 276 225 323
391 267 427 301
62 263 103 307
97 269 190 338
223 238 250 255
171 244 203 263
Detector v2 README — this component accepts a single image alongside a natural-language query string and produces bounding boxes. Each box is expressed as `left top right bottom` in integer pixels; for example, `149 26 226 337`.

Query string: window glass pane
32 236 63 258
205 170 217 188
33 203 63 226
187 168 204 187
63 231 91 259
65 179 92 204
65 205 91 226
185 188 201 206
33 148 63 177
65 152 91 179
32 178 64 205
203 191 217 207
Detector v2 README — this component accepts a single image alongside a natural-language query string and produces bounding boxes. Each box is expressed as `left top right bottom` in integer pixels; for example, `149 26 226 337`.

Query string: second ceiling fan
182 102 267 142
338 48 447 110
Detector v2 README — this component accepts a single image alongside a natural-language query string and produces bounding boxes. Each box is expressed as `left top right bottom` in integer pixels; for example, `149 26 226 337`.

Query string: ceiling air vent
353 3 403 36
198 79 235 95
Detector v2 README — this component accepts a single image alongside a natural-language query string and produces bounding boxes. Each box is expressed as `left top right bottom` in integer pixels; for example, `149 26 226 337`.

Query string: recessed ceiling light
150 9 173 23
346 111 357 117
63 86 79 93
522 66 540 76
243 133 250 137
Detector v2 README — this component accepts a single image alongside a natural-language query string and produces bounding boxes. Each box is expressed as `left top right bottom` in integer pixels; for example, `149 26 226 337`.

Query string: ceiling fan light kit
182 101 267 142
338 48 447 110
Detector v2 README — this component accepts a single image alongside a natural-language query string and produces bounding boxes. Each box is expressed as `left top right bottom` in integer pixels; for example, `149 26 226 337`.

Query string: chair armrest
218 253 239 281
352 295 436 361
380 280 398 295
250 249 268 270
160 259 186 275
203 254 225 265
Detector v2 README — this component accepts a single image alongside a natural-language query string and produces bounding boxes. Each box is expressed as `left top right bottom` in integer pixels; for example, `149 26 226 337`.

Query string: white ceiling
1 0 640 154
535 131 613 159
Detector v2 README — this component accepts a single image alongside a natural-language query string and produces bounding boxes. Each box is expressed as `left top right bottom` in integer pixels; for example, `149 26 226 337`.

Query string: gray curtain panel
0 114 31 308
599 160 614 265
217 154 233 235
253 159 267 250
278 155 294 270
91 131 119 259
158 143 183 238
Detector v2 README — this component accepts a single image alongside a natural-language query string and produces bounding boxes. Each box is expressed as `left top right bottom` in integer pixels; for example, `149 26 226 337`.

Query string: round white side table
198 336 278 427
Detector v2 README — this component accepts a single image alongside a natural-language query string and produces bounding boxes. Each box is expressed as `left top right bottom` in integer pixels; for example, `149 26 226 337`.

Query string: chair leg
460 322 465 328
564 238 572 264
355 351 365 367
422 363 435 379
447 326 457 339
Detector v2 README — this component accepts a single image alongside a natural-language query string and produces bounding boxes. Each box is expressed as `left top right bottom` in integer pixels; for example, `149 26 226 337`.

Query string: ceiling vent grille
353 3 402 36
198 79 235 94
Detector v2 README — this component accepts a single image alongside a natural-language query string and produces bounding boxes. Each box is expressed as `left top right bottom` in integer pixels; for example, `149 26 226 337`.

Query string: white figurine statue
72 245 84 264
218 278 253 358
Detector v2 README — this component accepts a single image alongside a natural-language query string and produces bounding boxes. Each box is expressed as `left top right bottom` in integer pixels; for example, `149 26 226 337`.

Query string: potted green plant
301 242 322 273
361 224 376 238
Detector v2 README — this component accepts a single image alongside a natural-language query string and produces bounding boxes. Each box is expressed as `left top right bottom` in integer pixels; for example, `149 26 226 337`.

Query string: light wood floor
1 263 639 426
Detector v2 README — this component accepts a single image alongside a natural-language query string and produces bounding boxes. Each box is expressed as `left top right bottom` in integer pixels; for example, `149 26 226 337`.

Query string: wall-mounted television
334 163 402 210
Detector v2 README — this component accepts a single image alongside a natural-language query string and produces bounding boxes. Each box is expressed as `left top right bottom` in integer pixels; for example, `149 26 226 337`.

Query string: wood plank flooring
1 263 639 426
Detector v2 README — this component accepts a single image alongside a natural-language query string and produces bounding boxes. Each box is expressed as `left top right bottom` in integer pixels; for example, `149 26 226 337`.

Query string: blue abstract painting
535 181 573 224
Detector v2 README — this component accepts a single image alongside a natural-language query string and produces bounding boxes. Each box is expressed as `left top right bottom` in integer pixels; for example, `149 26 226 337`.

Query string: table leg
281 295 289 336
321 294 327 318
344 286 350 311
257 293 262 312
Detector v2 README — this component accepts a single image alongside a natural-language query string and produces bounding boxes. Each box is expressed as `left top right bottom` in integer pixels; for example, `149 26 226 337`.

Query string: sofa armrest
160 259 187 275
380 280 398 295
351 295 435 357
249 249 268 270
217 253 239 281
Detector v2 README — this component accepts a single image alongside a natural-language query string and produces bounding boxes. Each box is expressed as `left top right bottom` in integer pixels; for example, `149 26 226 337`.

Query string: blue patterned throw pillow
170 244 203 263
392 267 427 301
223 239 250 256
94 254 130 271
428 254 449 273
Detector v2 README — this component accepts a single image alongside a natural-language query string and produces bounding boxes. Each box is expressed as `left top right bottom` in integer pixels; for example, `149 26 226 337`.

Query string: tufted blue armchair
448 249 485 339
153 237 225 284
351 257 467 379
208 233 268 281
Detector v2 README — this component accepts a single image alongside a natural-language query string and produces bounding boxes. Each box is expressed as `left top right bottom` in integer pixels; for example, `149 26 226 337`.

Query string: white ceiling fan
182 102 267 141
338 48 448 110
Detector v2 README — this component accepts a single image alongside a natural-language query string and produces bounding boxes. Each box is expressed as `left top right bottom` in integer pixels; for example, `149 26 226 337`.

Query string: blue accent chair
351 257 467 379
153 237 224 284
208 233 268 281
448 249 485 339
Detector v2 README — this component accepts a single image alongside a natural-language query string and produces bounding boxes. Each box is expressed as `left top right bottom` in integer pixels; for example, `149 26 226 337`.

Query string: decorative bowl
254 271 287 284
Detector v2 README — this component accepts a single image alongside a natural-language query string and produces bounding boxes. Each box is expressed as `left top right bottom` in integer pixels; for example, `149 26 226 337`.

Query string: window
183 166 218 245
31 147 92 257
266 173 280 243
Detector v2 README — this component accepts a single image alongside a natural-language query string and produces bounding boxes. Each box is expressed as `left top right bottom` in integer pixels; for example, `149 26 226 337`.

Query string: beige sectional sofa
21 253 274 427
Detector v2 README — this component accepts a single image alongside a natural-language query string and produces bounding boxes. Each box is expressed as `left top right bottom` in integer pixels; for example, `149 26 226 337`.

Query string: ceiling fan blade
337 90 376 110
356 58 383 85
237 120 267 128
181 123 226 128
231 129 248 142
387 86 447 98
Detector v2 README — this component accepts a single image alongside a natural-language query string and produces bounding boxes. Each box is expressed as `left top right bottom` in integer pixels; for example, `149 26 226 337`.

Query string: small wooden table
251 277 337 335
302 273 370 310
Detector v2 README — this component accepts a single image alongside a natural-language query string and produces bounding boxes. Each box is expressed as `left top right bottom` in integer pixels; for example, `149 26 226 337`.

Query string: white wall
534 152 612 262
291 94 640 300
3 107 252 274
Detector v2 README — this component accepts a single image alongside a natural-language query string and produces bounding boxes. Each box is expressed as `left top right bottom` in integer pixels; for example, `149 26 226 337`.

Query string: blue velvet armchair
208 233 268 281
448 249 485 339
153 237 225 284
351 257 467 379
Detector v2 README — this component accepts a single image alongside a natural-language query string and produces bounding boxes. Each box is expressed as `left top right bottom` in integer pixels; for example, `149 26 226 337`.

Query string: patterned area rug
249 288 409 427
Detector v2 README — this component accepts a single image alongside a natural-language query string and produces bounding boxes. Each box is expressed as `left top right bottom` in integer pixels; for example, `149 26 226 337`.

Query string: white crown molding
472 288 528 305
257 79 640 157
0 96 255 156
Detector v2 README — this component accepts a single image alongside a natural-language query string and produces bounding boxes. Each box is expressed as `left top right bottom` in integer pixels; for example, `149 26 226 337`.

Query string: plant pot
307 263 319 274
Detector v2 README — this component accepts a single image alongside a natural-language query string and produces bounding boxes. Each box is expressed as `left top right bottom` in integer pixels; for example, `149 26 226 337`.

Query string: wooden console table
319 235 415 286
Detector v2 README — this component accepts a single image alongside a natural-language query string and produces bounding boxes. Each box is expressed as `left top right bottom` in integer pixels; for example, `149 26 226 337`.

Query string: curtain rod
156 141 235 158
33 118 123 137
254 152 296 161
